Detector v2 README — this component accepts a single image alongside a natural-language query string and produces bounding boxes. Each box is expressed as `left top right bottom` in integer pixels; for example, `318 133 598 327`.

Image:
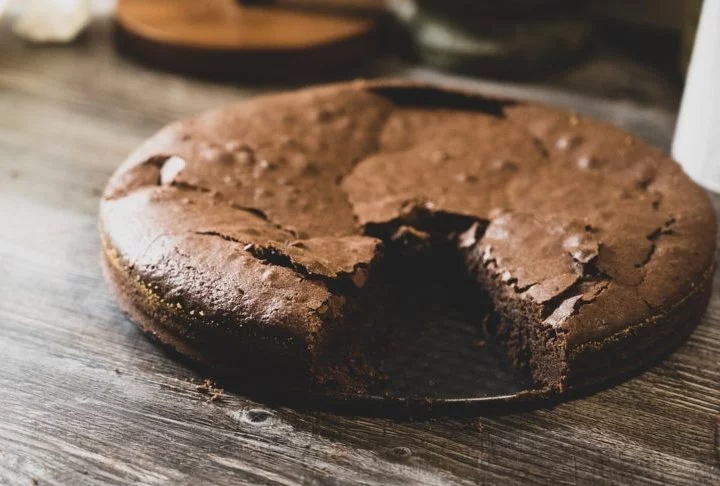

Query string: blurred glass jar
389 0 592 79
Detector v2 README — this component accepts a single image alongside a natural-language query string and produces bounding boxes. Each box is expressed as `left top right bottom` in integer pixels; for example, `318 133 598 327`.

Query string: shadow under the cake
363 269 535 401
321 257 557 418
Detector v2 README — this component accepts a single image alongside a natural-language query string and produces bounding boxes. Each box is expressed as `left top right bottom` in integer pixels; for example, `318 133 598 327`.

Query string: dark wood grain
1 16 719 486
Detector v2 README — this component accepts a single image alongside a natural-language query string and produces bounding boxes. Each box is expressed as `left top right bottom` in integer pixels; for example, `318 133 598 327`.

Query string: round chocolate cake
100 81 716 396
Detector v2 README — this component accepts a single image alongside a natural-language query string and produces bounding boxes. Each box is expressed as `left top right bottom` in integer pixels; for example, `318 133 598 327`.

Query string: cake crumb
30 478 39 486
195 377 214 394
195 378 224 402
390 446 412 459
114 368 121 374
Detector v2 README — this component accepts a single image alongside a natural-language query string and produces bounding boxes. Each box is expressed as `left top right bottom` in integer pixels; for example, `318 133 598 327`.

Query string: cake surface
99 80 716 396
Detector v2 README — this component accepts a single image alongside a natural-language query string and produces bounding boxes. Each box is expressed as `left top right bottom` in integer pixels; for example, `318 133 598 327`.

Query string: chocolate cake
99 81 716 396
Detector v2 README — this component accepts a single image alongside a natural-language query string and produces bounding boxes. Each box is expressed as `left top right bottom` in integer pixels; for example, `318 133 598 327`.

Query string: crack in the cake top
170 182 306 239
334 104 394 230
169 180 213 194
536 215 675 322
365 84 515 117
543 279 611 328
634 217 677 291
193 230 374 293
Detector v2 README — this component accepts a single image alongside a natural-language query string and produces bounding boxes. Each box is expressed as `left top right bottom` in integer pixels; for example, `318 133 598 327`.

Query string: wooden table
1 17 719 486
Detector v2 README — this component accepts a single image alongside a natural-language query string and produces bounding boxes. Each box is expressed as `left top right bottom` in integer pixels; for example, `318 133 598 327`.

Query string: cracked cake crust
99 80 716 394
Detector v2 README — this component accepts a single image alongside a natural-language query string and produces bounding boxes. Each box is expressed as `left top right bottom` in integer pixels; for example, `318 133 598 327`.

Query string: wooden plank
1 16 719 486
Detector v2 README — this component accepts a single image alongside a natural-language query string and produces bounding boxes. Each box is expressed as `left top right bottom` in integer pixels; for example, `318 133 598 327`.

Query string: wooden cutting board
114 0 385 80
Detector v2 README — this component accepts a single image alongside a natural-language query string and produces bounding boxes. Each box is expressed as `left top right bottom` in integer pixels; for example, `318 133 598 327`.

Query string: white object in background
673 0 720 193
13 0 91 43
